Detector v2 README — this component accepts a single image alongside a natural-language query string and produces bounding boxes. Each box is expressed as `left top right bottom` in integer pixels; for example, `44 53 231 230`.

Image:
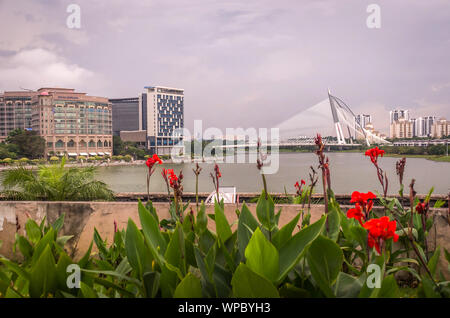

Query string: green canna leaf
174 272 202 298
214 200 232 243
245 228 279 283
306 235 343 297
277 215 326 283
272 213 300 249
29 245 57 298
231 263 279 298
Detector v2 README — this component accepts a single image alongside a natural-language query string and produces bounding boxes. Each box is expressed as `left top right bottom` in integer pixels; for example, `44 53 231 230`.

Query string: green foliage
0 157 114 201
5 129 45 159
0 189 448 298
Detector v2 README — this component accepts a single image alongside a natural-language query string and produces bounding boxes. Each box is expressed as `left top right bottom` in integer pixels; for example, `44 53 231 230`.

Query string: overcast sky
0 0 449 135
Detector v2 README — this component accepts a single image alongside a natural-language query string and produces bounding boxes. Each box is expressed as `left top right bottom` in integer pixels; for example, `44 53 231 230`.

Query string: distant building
355 114 372 129
390 118 413 139
119 130 146 147
355 114 372 139
111 86 184 155
110 97 140 136
390 110 410 124
32 88 112 157
431 118 450 138
142 86 184 155
0 91 36 141
415 116 437 137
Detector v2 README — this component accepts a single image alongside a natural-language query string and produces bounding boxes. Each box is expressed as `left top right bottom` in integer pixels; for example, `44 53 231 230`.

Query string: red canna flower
168 169 177 188
294 179 306 196
146 154 163 170
347 203 365 225
415 201 429 215
350 191 376 213
365 147 385 164
363 216 399 254
214 164 221 179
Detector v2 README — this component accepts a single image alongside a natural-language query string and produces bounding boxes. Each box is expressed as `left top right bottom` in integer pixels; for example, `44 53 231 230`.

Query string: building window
97 140 102 148
67 140 75 147
55 140 64 148
89 140 95 147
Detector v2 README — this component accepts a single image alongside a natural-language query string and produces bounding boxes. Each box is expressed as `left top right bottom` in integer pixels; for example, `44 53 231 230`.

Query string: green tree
1 157 114 201
0 143 18 159
113 135 124 155
6 129 45 159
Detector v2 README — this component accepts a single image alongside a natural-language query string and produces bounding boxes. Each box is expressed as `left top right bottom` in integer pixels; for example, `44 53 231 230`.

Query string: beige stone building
390 118 413 139
31 88 112 157
431 118 450 138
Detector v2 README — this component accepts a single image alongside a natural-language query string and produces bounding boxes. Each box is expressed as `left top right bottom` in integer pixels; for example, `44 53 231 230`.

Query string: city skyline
1 0 450 136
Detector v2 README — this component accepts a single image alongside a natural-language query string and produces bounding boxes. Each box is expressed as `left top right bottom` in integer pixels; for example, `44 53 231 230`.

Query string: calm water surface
95 153 450 195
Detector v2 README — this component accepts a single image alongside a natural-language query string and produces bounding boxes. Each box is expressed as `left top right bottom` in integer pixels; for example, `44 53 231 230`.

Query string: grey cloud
1 0 449 135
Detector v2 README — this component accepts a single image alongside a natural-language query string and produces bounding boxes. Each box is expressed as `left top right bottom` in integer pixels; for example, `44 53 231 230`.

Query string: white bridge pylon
275 90 390 146
328 89 390 146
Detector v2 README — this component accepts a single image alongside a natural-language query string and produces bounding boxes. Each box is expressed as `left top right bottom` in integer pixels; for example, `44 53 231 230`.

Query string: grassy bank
279 148 450 162
382 153 450 162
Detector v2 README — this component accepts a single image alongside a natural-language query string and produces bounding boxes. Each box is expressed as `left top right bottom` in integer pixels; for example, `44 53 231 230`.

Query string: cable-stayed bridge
275 90 390 146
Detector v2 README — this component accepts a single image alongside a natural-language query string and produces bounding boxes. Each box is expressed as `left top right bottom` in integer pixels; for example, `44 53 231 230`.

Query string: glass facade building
0 91 35 141
110 97 140 136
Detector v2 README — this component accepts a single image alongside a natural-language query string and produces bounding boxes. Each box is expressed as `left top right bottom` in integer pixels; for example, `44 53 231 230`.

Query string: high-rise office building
110 97 140 136
110 86 184 155
0 91 36 141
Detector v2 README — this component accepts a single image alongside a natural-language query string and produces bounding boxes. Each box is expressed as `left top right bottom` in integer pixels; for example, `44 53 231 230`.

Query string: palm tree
1 157 114 201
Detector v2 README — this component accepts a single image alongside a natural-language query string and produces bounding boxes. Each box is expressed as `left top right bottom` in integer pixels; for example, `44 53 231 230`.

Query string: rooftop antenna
20 87 34 92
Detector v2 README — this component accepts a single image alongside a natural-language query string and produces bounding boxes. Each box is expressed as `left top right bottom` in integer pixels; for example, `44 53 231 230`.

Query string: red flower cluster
347 204 365 225
415 201 429 215
350 191 376 213
365 147 385 164
363 216 399 254
294 179 306 196
167 169 177 187
146 154 163 169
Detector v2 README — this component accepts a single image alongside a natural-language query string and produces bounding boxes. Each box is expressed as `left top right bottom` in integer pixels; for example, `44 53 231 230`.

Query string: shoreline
279 149 450 162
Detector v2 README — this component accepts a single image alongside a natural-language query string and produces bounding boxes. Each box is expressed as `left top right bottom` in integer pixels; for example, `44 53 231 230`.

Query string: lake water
95 153 450 195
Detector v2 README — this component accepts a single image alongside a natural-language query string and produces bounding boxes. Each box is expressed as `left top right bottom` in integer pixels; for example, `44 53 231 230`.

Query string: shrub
49 156 59 162
0 157 114 201
2 158 13 165
17 157 28 165
123 154 132 162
